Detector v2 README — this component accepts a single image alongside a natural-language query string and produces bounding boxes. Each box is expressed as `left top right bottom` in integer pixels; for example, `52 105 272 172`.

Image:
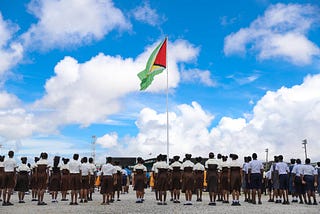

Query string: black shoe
69 202 74 205
163 202 167 205
2 202 7 206
313 201 318 205
299 201 304 204
157 202 162 205
79 200 83 203
258 201 262 205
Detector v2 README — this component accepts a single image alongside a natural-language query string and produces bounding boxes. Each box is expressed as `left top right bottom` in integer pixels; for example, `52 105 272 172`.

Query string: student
229 154 242 206
242 156 249 202
60 158 70 201
271 156 280 203
49 156 61 203
275 155 290 204
151 155 162 202
292 159 307 204
265 169 273 202
216 154 223 201
88 157 96 201
113 161 122 202
36 152 49 205
156 155 169 205
205 152 220 206
181 154 194 205
220 155 230 203
16 157 30 203
248 153 264 205
316 162 320 197
0 155 4 203
288 159 296 198
80 157 90 203
193 156 205 202
30 157 40 202
2 151 16 206
301 158 318 205
69 153 82 205
100 157 116 205
133 157 147 203
121 166 128 194
169 155 182 203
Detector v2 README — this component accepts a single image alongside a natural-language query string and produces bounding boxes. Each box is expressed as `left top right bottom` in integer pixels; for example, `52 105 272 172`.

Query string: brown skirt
207 170 218 193
81 175 90 189
49 172 61 191
4 172 15 189
100 175 113 194
221 171 229 191
182 171 194 192
15 171 29 192
114 174 122 191
69 173 81 191
171 171 181 190
194 171 204 189
134 173 145 192
61 171 70 191
230 167 241 191
157 171 168 191
0 168 5 188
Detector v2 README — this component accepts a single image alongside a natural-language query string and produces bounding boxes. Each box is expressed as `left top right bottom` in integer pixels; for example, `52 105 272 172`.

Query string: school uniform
49 165 61 192
193 162 204 190
69 159 81 191
133 163 147 192
60 163 70 191
265 170 272 192
181 160 194 192
3 157 17 189
229 160 242 192
36 158 49 190
151 161 160 191
220 161 230 191
88 163 96 189
288 164 295 194
205 158 220 193
270 163 280 190
248 159 263 190
156 161 169 192
292 164 304 195
169 161 182 190
275 162 289 190
30 163 38 190
243 162 251 190
80 163 90 189
100 163 116 194
301 164 317 192
0 161 4 189
15 163 30 192
113 165 122 192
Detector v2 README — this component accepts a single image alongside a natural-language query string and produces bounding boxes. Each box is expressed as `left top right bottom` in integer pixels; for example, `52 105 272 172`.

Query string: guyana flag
138 38 167 90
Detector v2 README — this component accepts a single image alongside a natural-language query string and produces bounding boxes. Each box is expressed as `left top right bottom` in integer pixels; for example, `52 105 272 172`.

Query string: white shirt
220 161 230 169
81 162 91 176
101 163 116 176
301 164 317 176
169 161 182 170
36 158 49 167
275 162 289 175
114 165 122 173
69 159 81 174
60 163 70 171
17 163 30 172
4 157 17 172
88 163 96 175
122 169 128 176
0 161 4 168
181 160 194 170
243 163 249 174
266 170 272 180
248 159 263 174
205 158 221 170
133 163 147 172
193 163 205 171
155 161 169 173
230 160 242 168
151 161 160 173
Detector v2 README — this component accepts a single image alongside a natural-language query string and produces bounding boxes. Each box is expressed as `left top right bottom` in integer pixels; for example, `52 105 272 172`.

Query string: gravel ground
0 187 320 214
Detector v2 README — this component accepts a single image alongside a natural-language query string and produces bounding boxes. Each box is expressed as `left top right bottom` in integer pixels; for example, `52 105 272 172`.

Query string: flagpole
166 37 169 164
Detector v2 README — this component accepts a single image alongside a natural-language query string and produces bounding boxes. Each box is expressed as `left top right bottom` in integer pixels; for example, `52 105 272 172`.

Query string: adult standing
2 150 16 206
69 153 82 205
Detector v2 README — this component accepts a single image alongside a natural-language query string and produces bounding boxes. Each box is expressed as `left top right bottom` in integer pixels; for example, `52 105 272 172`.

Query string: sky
0 0 320 164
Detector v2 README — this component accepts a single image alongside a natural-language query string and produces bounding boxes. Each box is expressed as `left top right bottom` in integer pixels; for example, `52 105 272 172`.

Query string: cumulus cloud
224 3 320 65
181 68 217 87
32 39 199 127
22 0 131 50
96 132 118 148
131 2 165 26
100 74 320 162
0 13 23 76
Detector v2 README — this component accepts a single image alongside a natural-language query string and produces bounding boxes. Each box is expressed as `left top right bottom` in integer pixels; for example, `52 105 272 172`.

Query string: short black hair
8 150 14 158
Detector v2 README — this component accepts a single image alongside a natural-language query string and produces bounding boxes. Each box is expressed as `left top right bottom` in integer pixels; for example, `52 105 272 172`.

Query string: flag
138 38 167 90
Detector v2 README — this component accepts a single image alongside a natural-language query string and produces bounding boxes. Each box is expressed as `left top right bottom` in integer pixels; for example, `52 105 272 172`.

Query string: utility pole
265 148 269 163
302 139 307 160
91 135 96 162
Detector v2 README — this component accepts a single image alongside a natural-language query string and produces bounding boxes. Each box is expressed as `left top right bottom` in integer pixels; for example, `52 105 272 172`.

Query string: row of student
264 156 319 205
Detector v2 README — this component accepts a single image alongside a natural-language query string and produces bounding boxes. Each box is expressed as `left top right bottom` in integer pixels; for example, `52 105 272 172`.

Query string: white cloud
96 132 118 148
224 3 320 65
0 13 24 76
22 0 131 50
181 68 216 87
132 2 165 26
31 39 199 127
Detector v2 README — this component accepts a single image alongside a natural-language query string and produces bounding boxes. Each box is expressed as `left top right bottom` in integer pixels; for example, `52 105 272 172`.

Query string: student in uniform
216 153 223 201
181 154 194 205
220 155 230 203
69 153 82 205
0 155 4 203
271 156 280 203
121 166 128 194
2 150 16 206
113 161 122 202
301 158 318 205
205 152 220 206
49 156 61 203
292 159 306 204
60 158 70 201
30 157 39 202
193 156 205 202
265 169 273 202
248 153 264 205
316 162 320 197
80 157 90 203
100 157 116 205
229 154 242 206
169 155 182 203
288 159 296 197
151 155 162 202
36 152 49 205
16 157 30 203
88 157 96 201
156 154 170 205
132 157 147 203
242 156 248 202
275 155 290 204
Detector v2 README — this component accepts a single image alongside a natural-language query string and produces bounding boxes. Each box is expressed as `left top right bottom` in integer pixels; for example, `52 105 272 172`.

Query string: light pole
91 135 96 162
265 148 269 163
302 139 307 160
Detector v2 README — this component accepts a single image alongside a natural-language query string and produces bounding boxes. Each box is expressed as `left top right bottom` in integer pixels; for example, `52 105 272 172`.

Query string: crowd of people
0 150 319 208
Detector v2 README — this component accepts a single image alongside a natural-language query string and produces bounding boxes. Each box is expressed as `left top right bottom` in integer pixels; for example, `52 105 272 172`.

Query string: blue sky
0 0 320 163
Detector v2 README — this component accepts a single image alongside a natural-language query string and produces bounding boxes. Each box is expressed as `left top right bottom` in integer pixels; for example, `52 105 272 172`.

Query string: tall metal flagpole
166 37 169 164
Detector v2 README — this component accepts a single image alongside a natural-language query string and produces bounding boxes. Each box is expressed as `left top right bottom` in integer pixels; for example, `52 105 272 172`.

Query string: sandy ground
0 188 320 214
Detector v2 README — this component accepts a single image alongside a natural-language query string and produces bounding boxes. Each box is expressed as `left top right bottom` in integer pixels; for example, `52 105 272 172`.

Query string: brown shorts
70 173 81 190
4 172 15 189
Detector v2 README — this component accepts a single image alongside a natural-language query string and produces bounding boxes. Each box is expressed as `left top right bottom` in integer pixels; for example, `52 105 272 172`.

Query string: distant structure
91 135 96 162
